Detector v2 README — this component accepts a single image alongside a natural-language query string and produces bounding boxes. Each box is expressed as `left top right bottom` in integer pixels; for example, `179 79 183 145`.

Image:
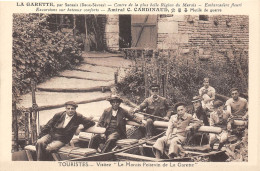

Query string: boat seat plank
115 152 162 161
24 145 97 161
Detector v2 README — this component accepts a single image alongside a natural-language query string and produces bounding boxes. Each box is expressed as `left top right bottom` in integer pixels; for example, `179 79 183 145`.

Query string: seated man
36 101 95 161
225 88 248 148
199 78 216 111
133 84 171 138
153 102 202 159
191 96 209 126
92 94 142 153
209 100 231 151
225 88 248 120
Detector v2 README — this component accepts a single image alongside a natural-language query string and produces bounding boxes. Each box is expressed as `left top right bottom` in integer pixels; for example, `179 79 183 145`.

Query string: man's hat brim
107 96 123 102
149 83 160 89
65 101 78 108
174 102 187 110
191 96 202 103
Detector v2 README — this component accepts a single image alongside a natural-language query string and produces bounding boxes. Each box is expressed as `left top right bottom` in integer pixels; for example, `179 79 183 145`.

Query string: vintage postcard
0 0 259 170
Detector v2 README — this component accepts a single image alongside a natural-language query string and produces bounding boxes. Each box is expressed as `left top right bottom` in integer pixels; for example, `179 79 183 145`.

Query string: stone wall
157 15 249 62
157 15 249 93
102 14 249 61
103 15 120 51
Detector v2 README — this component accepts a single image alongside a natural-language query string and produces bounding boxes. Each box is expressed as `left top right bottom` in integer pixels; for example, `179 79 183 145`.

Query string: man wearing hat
93 94 142 153
209 100 231 150
153 102 202 159
199 77 216 111
191 96 209 126
133 84 171 138
36 101 95 161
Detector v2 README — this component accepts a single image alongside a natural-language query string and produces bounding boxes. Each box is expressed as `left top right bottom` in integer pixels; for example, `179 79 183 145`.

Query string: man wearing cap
153 102 202 159
199 77 216 111
225 88 248 120
209 100 231 150
36 101 95 161
191 96 209 126
133 84 171 138
93 94 142 153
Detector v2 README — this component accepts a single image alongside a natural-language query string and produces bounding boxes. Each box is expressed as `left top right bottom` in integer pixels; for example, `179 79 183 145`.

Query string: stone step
83 57 134 68
77 63 117 74
82 51 124 58
37 77 114 90
59 70 114 81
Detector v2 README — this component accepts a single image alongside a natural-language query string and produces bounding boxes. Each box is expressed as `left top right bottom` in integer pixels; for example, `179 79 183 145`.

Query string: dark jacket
137 96 171 119
192 106 209 126
39 111 95 144
98 107 141 139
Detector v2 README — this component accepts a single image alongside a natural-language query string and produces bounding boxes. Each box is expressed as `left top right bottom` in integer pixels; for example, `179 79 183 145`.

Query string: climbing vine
13 14 83 101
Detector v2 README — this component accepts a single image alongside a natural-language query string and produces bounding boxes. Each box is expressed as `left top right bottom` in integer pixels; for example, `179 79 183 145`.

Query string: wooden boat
14 119 230 162
13 100 245 162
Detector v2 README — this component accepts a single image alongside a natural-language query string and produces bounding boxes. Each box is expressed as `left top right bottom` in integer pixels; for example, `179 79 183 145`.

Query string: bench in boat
24 126 106 161
24 118 244 160
23 125 140 161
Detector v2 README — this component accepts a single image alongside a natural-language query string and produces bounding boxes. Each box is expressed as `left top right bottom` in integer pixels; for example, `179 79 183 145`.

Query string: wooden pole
27 96 109 112
31 80 38 143
114 71 118 84
135 50 138 72
84 15 90 52
12 101 19 152
143 50 148 98
162 74 165 97
165 50 170 97
24 112 30 145
156 51 160 83
37 85 112 93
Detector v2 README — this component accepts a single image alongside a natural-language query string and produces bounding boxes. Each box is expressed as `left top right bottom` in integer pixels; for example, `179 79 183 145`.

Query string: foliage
117 69 146 104
118 48 248 106
13 14 83 101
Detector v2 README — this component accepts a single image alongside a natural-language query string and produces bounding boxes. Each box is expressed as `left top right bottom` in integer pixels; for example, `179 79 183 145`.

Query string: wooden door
131 15 157 48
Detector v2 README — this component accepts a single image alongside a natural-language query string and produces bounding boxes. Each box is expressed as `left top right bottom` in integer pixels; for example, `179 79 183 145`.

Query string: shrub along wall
13 14 83 101
119 15 248 106
118 48 248 106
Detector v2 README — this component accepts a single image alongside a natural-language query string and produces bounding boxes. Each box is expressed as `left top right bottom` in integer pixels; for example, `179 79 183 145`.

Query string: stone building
103 15 248 54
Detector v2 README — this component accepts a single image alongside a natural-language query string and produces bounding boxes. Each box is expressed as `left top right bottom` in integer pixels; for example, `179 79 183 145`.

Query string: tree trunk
12 101 19 152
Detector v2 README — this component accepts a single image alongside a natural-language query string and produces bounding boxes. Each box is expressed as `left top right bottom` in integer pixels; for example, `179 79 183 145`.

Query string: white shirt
63 114 74 128
112 110 118 117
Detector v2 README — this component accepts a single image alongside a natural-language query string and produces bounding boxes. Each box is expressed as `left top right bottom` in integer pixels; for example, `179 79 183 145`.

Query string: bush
117 69 146 104
13 14 83 100
117 49 248 106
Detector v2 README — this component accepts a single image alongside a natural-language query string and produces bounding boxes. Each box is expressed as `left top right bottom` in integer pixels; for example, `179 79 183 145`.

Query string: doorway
119 15 132 48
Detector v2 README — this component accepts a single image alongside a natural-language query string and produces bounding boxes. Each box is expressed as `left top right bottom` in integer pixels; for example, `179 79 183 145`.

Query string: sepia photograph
11 14 249 162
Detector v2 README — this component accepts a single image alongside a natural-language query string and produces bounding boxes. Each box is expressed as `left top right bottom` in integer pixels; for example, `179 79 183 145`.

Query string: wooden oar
137 112 167 120
68 131 166 161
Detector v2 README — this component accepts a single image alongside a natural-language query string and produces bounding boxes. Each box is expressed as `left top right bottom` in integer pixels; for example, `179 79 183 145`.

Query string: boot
210 143 214 150
155 150 161 159
218 143 225 151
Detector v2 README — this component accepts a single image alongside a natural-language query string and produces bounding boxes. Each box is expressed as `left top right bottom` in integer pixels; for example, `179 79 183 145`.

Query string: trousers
209 131 228 145
36 134 65 161
145 118 154 137
153 134 186 158
90 132 120 153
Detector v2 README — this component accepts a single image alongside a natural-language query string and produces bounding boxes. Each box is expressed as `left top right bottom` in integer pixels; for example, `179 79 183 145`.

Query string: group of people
35 77 248 161
152 78 248 159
